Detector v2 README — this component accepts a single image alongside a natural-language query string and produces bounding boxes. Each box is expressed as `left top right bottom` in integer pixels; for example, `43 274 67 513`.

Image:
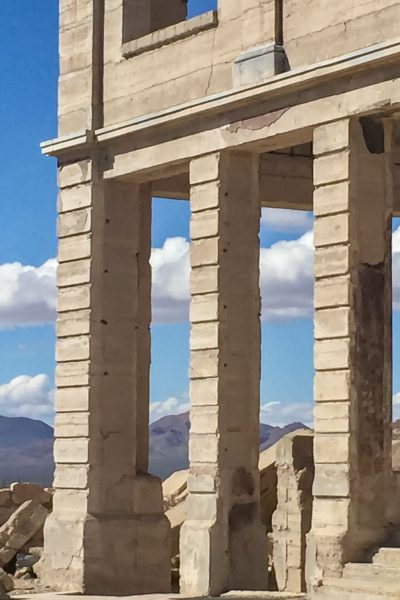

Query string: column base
306 525 388 591
41 512 171 595
180 518 267 596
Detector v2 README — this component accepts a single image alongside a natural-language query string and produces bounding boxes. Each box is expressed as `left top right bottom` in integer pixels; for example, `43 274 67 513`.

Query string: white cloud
150 396 190 421
151 237 190 323
0 259 56 330
260 231 313 320
0 374 54 423
261 400 313 428
393 392 400 421
150 232 314 323
261 208 313 232
6 222 400 328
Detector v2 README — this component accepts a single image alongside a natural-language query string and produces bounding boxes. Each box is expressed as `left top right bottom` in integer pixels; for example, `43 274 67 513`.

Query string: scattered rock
15 567 33 580
0 501 48 567
162 470 188 510
10 484 52 508
0 567 14 593
0 512 14 530
0 494 10 510
166 501 186 558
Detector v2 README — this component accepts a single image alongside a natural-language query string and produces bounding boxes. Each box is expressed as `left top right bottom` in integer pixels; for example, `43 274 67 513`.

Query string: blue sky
0 0 399 427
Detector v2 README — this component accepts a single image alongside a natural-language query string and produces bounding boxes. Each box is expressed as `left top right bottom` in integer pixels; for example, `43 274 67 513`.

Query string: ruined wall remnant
272 431 314 594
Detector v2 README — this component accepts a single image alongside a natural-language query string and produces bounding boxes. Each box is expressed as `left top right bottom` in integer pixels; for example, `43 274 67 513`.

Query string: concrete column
307 118 393 588
42 161 170 594
180 151 267 596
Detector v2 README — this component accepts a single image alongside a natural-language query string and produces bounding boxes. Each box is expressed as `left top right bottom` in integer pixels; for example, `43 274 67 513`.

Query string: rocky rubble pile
0 483 52 597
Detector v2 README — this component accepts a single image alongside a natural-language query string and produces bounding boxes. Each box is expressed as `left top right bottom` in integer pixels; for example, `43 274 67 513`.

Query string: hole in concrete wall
122 0 217 43
123 0 188 43
187 0 217 18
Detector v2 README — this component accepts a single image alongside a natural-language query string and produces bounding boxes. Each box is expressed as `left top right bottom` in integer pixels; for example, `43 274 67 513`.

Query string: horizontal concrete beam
152 152 400 214
152 153 313 211
43 38 400 161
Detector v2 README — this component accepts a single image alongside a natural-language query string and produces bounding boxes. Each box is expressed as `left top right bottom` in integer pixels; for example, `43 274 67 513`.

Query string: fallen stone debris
0 430 311 597
0 483 53 596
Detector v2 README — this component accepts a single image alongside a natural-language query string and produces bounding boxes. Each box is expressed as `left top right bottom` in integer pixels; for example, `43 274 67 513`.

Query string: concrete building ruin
41 0 400 598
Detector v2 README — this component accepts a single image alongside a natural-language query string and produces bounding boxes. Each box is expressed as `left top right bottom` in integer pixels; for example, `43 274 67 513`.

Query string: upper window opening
123 0 218 45
123 0 187 44
187 0 217 18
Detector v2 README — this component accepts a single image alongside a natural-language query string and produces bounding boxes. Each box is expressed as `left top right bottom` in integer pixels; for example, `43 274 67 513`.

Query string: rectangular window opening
123 0 218 46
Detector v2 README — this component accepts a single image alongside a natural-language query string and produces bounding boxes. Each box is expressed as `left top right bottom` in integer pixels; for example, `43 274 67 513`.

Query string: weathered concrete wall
58 0 104 136
284 0 400 69
272 431 314 594
58 0 400 136
102 0 277 128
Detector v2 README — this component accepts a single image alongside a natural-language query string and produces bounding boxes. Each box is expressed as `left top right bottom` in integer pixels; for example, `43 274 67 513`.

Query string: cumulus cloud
0 374 54 423
0 259 56 330
260 231 313 320
150 232 313 322
261 400 313 428
150 396 190 422
393 392 400 421
261 208 313 232
151 237 190 323
6 222 400 328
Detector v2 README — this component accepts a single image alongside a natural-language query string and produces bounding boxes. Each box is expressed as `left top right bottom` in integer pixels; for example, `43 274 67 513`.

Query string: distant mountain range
0 413 308 486
149 412 308 479
0 416 54 487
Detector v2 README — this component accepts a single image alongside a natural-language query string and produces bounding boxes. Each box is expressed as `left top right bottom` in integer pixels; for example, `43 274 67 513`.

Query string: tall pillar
42 161 170 594
180 151 267 596
307 118 393 588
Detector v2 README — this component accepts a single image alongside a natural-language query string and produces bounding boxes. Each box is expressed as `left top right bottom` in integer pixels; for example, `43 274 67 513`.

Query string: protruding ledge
41 130 94 156
122 10 218 59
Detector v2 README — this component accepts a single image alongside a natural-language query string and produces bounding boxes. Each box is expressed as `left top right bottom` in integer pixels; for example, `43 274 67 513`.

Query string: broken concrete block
10 483 52 507
0 501 48 566
0 494 10 510
162 470 188 510
0 567 14 593
166 500 186 559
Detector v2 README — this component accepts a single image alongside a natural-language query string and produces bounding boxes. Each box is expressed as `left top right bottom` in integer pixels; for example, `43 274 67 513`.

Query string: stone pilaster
42 160 170 594
180 151 267 596
307 118 393 590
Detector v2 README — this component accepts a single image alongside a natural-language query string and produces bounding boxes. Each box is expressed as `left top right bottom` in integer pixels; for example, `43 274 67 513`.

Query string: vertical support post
180 151 267 596
272 431 314 594
307 118 393 588
42 161 171 594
